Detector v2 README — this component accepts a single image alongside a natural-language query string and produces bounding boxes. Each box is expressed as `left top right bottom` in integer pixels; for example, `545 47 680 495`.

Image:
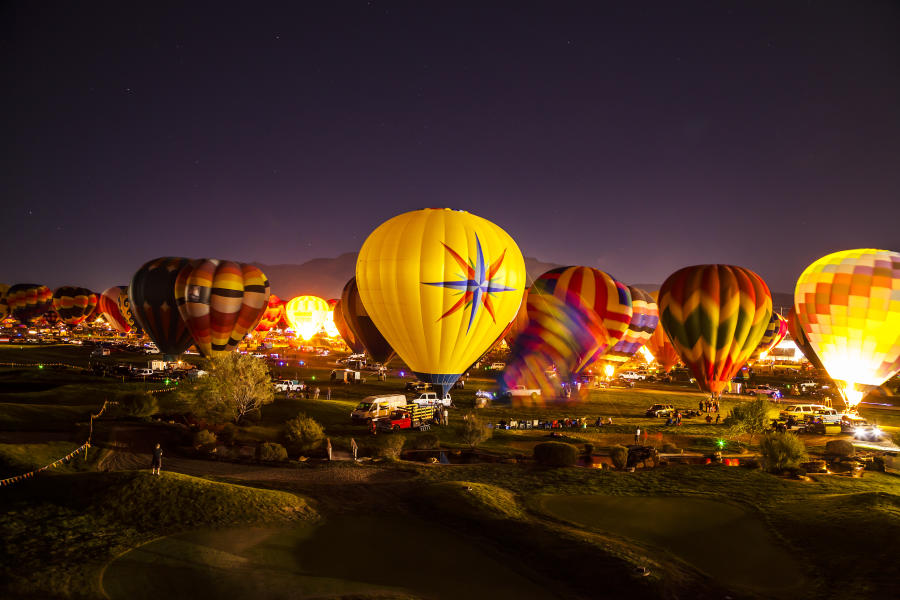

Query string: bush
115 391 159 419
661 443 679 454
741 457 762 470
461 412 492 449
825 439 855 458
412 433 440 450
282 413 324 454
258 442 287 462
192 430 217 453
610 445 628 470
759 432 808 473
533 442 577 467
377 435 405 460
218 423 237 446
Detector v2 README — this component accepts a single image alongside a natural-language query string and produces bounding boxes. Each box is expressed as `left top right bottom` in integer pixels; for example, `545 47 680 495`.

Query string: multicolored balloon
323 298 341 337
129 257 195 357
340 277 396 365
98 286 131 333
40 309 61 326
601 286 659 366
644 319 680 373
284 295 330 340
659 264 772 397
7 284 53 324
794 248 900 407
748 312 789 363
332 298 364 353
502 288 530 347
532 266 633 372
786 307 824 371
52 286 98 327
254 294 285 332
117 289 143 335
356 208 526 396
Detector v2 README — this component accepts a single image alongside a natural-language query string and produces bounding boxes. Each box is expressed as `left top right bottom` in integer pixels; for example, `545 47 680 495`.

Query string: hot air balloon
0 284 9 320
40 309 61 326
658 265 772 397
644 321 680 373
332 298 364 353
174 259 270 358
255 294 285 332
323 298 341 337
340 277 396 365
502 289 530 347
117 289 143 335
284 295 330 340
99 286 131 333
52 286 98 327
786 307 824 371
531 266 633 372
600 286 659 367
7 284 53 324
748 312 789 363
356 208 526 397
794 248 900 408
129 257 196 358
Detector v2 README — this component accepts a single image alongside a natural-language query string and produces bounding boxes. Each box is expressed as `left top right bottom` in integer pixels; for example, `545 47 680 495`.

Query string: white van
351 394 408 423
411 392 452 407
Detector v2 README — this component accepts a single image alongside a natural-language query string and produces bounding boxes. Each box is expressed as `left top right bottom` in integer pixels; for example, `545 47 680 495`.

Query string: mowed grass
0 470 317 599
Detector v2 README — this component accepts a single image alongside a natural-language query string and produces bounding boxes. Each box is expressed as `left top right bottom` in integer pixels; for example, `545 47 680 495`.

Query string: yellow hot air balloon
794 248 900 408
284 295 330 340
356 208 526 396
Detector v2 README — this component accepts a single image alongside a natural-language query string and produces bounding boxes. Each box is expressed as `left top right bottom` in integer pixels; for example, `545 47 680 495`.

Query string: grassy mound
1 471 317 599
419 481 526 521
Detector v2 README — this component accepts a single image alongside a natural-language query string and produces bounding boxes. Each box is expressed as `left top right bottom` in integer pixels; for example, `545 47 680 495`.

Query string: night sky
3 1 898 294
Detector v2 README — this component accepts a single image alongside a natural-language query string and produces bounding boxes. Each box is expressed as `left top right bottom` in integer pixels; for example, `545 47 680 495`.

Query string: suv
274 379 304 393
745 384 783 400
619 371 646 381
779 404 832 420
646 404 675 418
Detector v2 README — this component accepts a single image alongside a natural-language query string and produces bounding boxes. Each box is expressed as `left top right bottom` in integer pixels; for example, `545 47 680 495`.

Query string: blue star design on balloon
422 234 518 332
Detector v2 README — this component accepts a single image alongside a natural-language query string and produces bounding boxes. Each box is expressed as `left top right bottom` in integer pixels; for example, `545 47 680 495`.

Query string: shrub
533 442 577 467
610 445 628 470
825 439 855 458
412 433 440 450
741 457 762 470
461 412 492 449
377 435 405 460
661 443 679 454
192 429 217 453
723 397 771 444
759 432 808 473
218 423 237 446
282 413 324 454
258 442 287 462
115 391 159 419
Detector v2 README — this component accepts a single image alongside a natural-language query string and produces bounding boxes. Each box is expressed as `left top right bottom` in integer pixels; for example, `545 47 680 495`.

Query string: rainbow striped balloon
659 265 772 396
787 307 824 370
748 312 788 363
794 248 900 406
602 286 659 365
52 286 98 326
175 259 271 358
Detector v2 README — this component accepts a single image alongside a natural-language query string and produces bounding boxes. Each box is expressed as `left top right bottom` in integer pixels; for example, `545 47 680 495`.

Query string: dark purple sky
3 1 898 293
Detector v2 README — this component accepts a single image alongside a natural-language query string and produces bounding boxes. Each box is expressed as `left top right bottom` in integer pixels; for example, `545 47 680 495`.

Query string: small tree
461 412 492 449
193 429 217 453
115 391 159 419
533 442 577 467
759 432 807 473
283 413 324 455
724 397 771 445
610 445 628 470
178 353 274 423
258 442 288 462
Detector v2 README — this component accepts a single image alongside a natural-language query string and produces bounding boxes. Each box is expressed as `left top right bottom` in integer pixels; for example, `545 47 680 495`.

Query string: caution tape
0 443 90 486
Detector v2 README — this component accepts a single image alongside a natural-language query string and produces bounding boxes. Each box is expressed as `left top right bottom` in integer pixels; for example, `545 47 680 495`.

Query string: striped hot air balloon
787 307 824 371
129 257 196 357
340 277 395 365
601 286 659 366
7 284 53 324
794 248 900 407
99 286 131 333
748 312 789 363
502 288 530 347
532 266 633 373
52 286 98 327
658 265 772 397
175 259 271 358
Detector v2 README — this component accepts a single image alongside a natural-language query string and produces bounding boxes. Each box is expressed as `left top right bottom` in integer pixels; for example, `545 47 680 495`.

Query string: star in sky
422 234 518 332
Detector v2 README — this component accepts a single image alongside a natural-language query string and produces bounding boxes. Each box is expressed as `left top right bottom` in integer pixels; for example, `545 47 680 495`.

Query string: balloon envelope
52 286 97 326
749 312 789 363
356 208 526 396
602 286 659 366
284 295 330 340
99 286 130 333
129 257 196 357
659 264 772 396
341 277 396 365
794 248 900 407
255 294 285 332
787 307 824 371
332 298 364 353
7 284 53 324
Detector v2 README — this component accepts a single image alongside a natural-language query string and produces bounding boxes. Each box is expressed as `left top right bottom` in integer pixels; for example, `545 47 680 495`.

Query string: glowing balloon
99 286 130 333
332 298 364 353
340 277 395 364
284 295 330 340
659 265 772 397
323 298 341 337
601 286 659 366
7 284 53 324
129 257 195 357
255 294 285 332
748 312 788 363
52 286 97 327
787 307 824 371
356 208 526 396
794 249 900 407
175 259 271 358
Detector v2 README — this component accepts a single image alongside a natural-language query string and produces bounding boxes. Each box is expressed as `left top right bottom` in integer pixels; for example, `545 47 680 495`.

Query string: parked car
274 379 305 393
618 370 647 381
135 368 155 377
853 424 886 442
645 404 675 418
779 403 833 420
745 384 783 399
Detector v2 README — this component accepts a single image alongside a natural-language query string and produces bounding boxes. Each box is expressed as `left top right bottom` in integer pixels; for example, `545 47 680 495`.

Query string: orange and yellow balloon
284 295 330 340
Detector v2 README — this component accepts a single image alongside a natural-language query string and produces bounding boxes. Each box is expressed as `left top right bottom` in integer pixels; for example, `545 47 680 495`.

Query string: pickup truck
376 404 435 432
411 392 452 407
618 371 647 381
502 385 541 399
274 379 305 393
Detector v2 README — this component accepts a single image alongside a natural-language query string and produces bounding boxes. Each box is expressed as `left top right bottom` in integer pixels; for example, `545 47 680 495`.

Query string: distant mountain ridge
254 255 793 311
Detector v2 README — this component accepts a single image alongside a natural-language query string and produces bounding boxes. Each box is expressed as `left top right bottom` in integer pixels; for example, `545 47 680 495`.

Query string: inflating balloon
255 294 285 332
284 295 330 340
99 286 130 333
659 264 772 397
340 277 395 365
129 257 196 357
748 312 788 363
794 248 900 407
356 208 526 396
175 259 270 358
52 286 98 327
601 286 659 366
118 289 143 335
323 298 341 337
332 298 364 353
7 284 53 324
786 307 824 371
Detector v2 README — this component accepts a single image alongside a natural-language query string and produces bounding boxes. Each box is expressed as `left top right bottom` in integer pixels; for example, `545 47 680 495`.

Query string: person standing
442 408 449 427
151 443 163 476
634 427 641 444
326 437 333 461
350 438 358 461
326 387 331 400
314 386 321 400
